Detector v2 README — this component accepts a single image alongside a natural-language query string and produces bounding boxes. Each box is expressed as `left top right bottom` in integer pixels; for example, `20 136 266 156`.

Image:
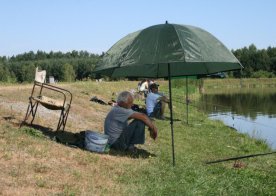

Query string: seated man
104 91 158 152
146 83 170 120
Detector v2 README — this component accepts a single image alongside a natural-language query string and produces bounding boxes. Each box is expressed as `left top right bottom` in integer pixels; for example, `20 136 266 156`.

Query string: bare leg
160 100 166 116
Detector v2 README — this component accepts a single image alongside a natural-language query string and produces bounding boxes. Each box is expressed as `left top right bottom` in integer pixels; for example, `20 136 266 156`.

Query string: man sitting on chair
146 83 170 120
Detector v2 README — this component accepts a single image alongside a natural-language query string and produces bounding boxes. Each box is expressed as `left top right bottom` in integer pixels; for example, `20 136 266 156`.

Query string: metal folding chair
22 68 72 131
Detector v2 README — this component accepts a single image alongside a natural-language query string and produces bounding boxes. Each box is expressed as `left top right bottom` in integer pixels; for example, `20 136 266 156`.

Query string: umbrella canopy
94 22 242 166
94 22 242 78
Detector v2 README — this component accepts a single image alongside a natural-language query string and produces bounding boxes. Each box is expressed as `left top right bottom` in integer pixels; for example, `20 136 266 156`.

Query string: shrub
251 70 275 78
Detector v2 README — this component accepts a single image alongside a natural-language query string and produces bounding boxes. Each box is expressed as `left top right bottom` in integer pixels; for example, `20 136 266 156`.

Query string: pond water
198 89 276 149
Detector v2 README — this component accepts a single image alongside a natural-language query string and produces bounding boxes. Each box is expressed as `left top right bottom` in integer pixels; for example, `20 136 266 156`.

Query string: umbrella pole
168 63 175 166
186 76 188 124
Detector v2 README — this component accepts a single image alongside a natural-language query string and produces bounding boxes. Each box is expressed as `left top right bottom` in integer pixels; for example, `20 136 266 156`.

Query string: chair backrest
35 67 46 83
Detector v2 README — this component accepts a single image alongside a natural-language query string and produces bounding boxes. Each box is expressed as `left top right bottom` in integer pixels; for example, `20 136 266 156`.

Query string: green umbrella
94 22 242 166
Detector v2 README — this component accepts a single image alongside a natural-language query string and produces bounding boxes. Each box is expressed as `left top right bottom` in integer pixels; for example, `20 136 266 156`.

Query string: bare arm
130 112 156 130
157 95 170 103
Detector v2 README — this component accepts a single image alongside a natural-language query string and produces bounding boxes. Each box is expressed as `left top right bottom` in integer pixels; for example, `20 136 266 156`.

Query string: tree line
0 50 101 83
232 44 276 78
0 44 276 83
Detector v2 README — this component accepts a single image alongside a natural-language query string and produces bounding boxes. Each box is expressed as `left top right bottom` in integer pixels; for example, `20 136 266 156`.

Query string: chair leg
30 102 39 124
21 100 38 127
57 109 66 131
56 108 70 131
20 103 31 127
62 108 70 130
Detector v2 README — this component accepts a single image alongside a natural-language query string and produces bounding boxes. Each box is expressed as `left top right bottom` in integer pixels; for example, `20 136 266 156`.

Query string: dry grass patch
1 81 275 195
0 81 155 195
0 122 136 195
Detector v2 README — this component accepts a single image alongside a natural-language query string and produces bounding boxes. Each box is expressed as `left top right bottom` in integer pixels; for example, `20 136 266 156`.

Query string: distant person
148 79 156 93
149 79 155 86
138 79 149 98
104 91 158 152
146 83 170 120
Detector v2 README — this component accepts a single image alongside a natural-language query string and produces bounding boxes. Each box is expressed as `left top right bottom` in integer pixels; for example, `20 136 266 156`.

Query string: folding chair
22 68 72 131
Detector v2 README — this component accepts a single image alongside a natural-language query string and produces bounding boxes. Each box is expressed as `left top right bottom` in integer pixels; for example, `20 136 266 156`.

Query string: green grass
203 78 276 93
118 104 275 195
20 126 46 138
0 80 275 195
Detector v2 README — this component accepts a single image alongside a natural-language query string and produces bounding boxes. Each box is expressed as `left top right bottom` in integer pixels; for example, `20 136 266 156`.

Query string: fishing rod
205 151 276 164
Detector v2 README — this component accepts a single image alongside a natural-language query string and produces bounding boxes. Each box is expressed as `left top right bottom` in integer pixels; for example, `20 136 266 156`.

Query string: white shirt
139 81 148 92
146 92 161 115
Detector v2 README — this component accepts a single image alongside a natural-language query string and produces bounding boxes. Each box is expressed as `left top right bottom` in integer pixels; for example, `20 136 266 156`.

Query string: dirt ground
0 83 131 195
0 83 110 133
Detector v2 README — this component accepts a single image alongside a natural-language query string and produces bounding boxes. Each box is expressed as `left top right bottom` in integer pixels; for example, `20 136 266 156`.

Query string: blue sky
1 0 275 57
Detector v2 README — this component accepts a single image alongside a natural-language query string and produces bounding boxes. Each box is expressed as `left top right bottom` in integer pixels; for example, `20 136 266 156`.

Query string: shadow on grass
108 148 156 159
20 122 155 159
168 117 181 121
20 123 85 147
151 116 181 122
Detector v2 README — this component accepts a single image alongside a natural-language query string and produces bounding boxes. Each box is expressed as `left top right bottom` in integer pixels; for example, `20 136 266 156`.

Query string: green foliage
251 70 275 78
20 126 45 138
75 62 95 80
1 44 276 83
233 44 276 78
170 78 202 97
22 63 36 82
62 63 76 82
3 50 100 83
0 63 16 82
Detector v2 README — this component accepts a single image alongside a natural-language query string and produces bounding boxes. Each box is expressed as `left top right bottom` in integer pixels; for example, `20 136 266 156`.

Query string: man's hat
150 83 159 90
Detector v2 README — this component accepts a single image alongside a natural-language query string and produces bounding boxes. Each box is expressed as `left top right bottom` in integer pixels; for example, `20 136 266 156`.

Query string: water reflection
198 91 276 149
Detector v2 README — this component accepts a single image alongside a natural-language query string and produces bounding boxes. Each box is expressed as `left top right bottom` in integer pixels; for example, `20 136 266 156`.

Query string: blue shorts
149 101 162 118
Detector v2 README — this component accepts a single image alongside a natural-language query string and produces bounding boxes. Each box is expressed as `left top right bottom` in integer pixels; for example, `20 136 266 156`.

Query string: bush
251 70 275 78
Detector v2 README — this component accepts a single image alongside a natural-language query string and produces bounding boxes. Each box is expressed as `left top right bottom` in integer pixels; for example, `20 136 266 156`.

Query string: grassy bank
0 81 275 195
203 78 276 93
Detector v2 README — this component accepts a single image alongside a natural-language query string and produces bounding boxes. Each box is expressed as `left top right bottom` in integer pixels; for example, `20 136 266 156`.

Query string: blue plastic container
85 130 109 153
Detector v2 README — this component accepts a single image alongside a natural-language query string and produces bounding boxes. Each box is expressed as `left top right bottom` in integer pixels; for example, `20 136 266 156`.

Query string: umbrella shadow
20 123 155 159
21 123 85 148
151 116 181 122
108 148 156 159
166 117 181 122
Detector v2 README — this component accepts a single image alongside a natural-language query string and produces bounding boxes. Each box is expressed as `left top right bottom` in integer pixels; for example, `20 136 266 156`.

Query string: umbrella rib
153 28 161 65
171 24 186 62
117 30 142 68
